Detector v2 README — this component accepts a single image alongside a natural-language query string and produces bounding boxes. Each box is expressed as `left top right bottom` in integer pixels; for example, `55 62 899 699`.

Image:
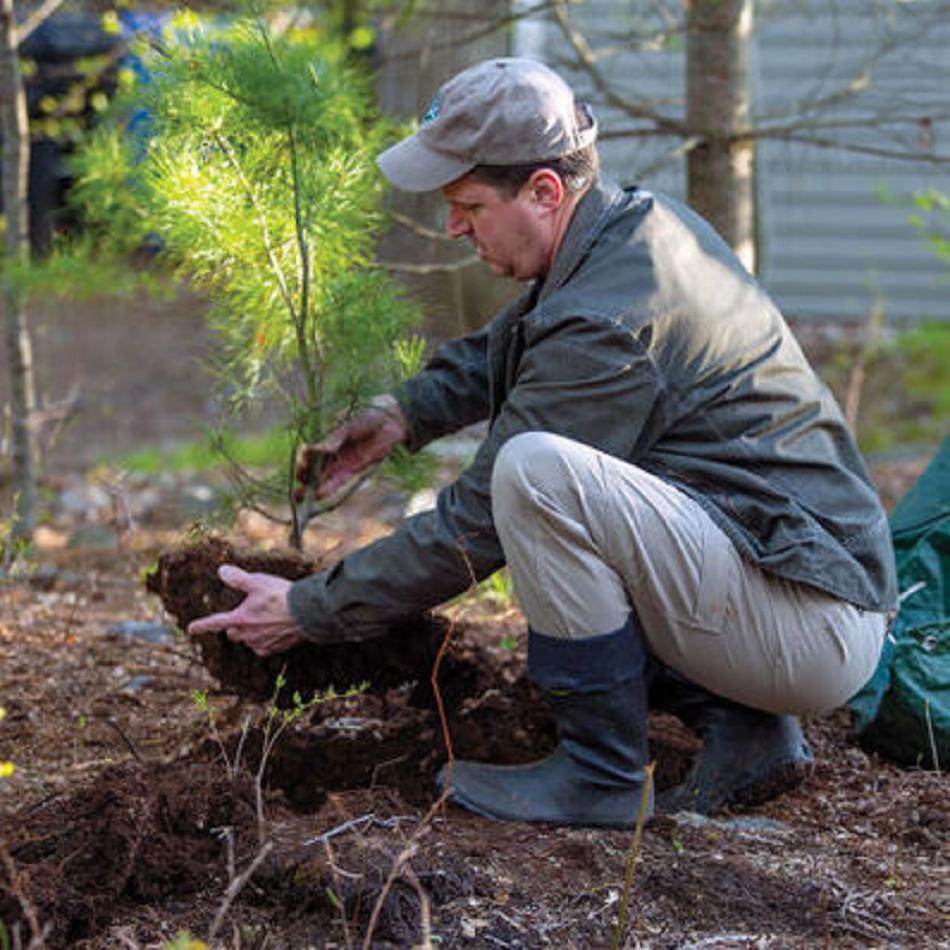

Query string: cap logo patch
420 93 441 127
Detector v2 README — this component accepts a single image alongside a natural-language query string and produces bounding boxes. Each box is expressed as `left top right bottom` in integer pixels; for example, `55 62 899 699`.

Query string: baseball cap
377 57 598 192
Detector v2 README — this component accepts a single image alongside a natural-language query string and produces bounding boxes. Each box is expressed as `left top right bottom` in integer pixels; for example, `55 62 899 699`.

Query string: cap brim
376 133 474 192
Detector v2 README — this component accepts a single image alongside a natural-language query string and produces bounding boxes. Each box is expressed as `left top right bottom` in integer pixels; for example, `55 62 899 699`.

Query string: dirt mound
0 623 699 947
0 756 473 948
144 536 458 706
0 760 249 946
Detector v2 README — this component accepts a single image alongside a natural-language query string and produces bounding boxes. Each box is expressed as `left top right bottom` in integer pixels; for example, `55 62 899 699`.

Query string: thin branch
632 135 703 181
101 717 145 764
750 112 950 142
324 839 355 950
373 256 479 275
598 126 684 140
360 791 449 950
767 131 950 164
550 0 685 136
611 763 656 950
753 9 945 127
402 864 433 950
17 0 67 44
381 1 557 65
207 840 274 941
212 129 301 326
389 211 455 244
147 37 261 112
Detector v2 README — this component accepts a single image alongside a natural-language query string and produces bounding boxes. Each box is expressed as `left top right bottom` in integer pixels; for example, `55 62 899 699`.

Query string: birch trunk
686 0 757 272
1 0 36 543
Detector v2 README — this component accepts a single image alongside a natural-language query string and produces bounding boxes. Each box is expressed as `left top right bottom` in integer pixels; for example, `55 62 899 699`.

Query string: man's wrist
288 570 343 643
371 393 409 445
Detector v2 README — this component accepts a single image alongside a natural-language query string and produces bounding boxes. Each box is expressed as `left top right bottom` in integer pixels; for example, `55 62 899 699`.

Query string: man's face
440 176 556 282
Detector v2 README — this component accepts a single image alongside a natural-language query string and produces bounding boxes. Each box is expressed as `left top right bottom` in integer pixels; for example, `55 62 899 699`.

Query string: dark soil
0 612 703 948
0 446 944 948
145 536 465 708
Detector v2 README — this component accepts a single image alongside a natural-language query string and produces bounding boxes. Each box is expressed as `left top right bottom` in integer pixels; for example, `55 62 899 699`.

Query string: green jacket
289 183 898 642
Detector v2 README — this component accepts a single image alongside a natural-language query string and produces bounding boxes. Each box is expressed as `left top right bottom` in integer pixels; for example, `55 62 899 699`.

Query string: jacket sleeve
287 311 663 643
395 325 492 452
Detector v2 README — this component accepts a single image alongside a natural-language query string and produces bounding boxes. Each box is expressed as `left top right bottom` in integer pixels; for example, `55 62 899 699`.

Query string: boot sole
727 756 814 809
657 755 814 815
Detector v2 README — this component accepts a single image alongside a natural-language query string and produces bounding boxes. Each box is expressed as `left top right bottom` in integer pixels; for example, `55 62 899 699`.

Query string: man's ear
526 169 564 211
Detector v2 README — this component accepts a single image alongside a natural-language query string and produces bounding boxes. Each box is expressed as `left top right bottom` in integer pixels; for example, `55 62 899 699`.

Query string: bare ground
1 454 947 949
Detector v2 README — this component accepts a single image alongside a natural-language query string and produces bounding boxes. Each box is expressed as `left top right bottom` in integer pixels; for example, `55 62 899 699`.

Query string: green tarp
849 436 950 769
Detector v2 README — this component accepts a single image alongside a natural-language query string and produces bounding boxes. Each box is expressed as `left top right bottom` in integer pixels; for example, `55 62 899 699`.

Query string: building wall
514 0 950 325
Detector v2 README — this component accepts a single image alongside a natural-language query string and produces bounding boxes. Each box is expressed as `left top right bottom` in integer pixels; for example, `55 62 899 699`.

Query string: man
189 58 897 828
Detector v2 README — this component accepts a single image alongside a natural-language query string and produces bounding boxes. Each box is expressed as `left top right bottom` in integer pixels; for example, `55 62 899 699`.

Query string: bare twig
430 615 457 793
923 698 941 773
324 838 354 950
207 840 274 941
101 717 145 764
373 256 479 275
630 135 703 181
550 0 685 136
611 762 656 950
17 0 68 43
0 842 48 949
844 301 885 433
381 1 556 64
402 863 433 950
389 211 456 244
763 131 950 164
360 791 449 950
304 813 417 846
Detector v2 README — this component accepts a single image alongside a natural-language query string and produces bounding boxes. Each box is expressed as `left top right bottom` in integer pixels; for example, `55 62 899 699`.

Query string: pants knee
491 431 571 517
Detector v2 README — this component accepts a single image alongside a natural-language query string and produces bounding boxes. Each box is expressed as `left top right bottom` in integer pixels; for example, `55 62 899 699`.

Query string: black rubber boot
438 616 652 828
650 663 813 815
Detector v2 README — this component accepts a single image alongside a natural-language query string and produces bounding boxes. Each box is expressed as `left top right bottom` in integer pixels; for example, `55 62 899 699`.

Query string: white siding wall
514 0 950 324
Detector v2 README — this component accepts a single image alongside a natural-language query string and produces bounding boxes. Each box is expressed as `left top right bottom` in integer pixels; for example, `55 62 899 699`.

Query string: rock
106 621 178 644
58 484 112 518
66 525 119 550
177 484 227 519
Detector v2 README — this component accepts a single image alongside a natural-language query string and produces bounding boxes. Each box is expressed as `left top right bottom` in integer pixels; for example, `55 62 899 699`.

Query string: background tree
1 0 44 549
2 0 122 552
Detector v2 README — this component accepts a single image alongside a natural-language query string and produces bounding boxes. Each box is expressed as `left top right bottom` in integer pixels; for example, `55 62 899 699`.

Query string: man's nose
446 207 470 239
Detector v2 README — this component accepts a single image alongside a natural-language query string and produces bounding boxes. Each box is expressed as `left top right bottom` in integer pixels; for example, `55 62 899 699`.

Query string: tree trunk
686 0 757 272
1 0 37 544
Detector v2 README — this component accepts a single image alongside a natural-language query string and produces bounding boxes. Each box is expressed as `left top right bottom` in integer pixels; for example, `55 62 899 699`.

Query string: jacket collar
538 180 626 303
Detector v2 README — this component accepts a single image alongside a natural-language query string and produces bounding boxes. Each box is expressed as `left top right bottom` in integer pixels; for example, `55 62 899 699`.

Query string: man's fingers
315 429 346 453
295 444 323 481
218 564 253 591
188 609 240 636
315 470 350 499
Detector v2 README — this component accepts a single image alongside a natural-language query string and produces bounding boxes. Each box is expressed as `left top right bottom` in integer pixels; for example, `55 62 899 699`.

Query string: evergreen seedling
72 6 424 547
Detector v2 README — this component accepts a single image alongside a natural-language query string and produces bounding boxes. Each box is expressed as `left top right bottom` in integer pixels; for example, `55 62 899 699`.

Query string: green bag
849 437 950 769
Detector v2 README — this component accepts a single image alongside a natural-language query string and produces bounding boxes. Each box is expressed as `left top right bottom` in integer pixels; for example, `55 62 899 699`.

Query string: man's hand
187 565 307 657
296 395 408 501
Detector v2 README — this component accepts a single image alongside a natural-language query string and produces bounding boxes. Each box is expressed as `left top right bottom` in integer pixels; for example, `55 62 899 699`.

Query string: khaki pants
491 432 886 716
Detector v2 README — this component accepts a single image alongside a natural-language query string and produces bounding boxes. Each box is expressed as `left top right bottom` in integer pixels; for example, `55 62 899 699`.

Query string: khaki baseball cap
377 57 597 192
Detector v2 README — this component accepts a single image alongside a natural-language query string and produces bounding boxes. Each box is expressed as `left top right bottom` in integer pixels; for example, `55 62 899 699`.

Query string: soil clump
145 536 460 707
